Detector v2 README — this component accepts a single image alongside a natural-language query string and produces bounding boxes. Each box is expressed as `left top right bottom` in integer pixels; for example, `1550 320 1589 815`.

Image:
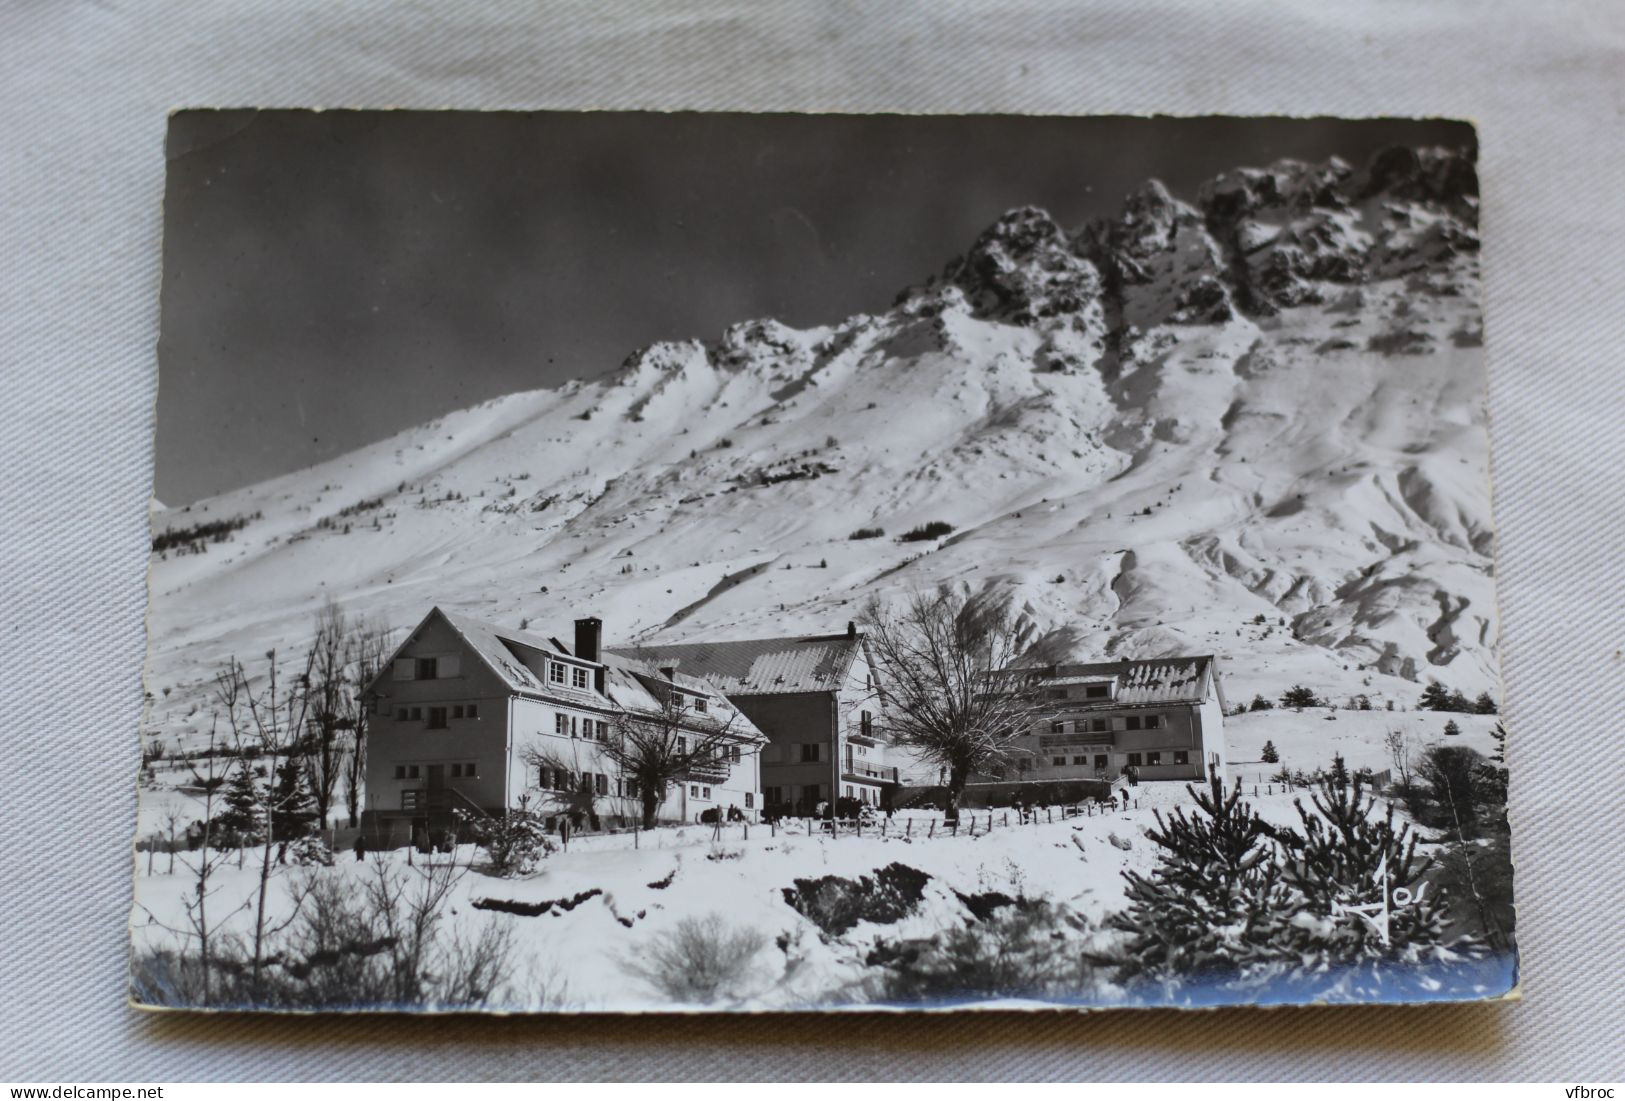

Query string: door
427 764 446 808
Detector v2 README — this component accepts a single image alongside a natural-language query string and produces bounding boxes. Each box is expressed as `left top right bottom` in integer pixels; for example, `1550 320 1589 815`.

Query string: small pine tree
1274 778 1481 996
1473 692 1498 715
1105 777 1295 991
1249 694 1275 712
270 755 317 841
1443 718 1462 737
480 795 555 877
1261 741 1279 764
215 761 262 843
1280 685 1320 709
1418 681 1453 711
1328 753 1350 787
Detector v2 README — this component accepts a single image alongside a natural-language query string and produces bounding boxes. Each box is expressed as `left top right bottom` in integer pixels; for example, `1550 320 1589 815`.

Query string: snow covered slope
144 145 1494 750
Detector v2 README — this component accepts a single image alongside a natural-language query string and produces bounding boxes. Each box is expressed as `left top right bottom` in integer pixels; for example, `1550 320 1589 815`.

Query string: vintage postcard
132 111 1515 1012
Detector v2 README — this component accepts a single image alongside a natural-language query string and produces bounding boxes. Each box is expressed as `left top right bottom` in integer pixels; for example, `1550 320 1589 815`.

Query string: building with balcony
360 608 766 840
609 622 895 816
999 655 1227 784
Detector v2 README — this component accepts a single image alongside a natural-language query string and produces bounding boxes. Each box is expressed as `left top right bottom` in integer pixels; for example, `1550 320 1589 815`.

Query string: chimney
574 616 601 664
847 620 857 640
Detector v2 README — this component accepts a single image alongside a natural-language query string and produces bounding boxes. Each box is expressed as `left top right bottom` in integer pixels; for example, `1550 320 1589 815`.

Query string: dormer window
416 656 438 680
548 662 566 685
693 696 708 713
571 666 588 690
1085 684 1110 699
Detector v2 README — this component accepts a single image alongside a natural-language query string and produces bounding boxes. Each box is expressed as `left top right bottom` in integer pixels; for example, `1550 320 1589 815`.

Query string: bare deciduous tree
215 648 321 1001
861 587 1053 798
304 600 394 830
526 684 750 830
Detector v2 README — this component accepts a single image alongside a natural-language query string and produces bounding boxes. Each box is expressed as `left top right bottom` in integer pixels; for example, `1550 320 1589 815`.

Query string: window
548 662 566 685
1094 754 1108 769
394 765 406 779
407 764 421 779
1085 684 1109 699
693 696 708 713
427 707 447 729
578 773 592 795
1127 753 1143 767
1090 718 1108 733
538 765 551 788
415 656 438 680
702 786 711 799
409 707 423 721
467 703 479 719
690 785 699 797
729 745 742 763
401 791 419 810
1052 756 1067 767
595 773 608 796
555 713 568 735
596 720 609 741
465 762 476 777
800 743 821 763
572 666 588 689
844 785 854 798
626 778 640 798
395 708 408 721
450 763 461 778
1050 721 1065 734
677 736 687 754
860 710 872 736
1125 716 1142 731
1145 714 1161 729
1072 755 1088 765
1146 751 1162 766
452 705 464 719
745 792 754 809
1174 750 1189 765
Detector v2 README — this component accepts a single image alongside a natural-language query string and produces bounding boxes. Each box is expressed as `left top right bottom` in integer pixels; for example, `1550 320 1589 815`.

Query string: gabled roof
1042 655 1223 708
370 608 765 741
606 632 865 696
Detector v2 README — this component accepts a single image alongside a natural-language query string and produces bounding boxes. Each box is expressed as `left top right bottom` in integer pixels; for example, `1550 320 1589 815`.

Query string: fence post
906 818 912 837
634 825 639 850
929 820 935 838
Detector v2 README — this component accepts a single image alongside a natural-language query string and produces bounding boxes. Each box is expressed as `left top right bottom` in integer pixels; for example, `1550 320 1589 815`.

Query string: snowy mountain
144 144 1494 749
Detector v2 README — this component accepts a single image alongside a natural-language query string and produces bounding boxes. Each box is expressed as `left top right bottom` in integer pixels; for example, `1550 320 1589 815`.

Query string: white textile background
1 0 1622 1082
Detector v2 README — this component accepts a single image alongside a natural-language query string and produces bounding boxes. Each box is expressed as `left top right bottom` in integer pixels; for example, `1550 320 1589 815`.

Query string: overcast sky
156 111 1472 505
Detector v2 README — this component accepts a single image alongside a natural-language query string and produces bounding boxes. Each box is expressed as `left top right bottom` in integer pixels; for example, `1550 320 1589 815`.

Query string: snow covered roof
1043 656 1222 707
607 631 865 697
373 608 764 740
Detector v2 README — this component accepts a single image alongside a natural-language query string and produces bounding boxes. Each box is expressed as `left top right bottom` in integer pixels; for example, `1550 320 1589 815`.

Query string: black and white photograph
130 110 1517 1014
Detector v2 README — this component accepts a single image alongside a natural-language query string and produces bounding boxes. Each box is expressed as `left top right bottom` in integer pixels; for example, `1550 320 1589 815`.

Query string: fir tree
1105 777 1295 993
1249 695 1275 712
1328 753 1350 787
215 761 262 843
1443 718 1462 737
1418 681 1453 711
270 755 317 841
1273 778 1481 998
1280 685 1320 709
1260 740 1279 764
1473 691 1499 715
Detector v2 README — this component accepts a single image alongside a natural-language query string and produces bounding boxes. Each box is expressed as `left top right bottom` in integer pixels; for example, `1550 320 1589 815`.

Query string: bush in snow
868 897 1098 1005
1261 740 1279 764
1248 694 1275 712
624 914 767 1005
479 796 555 877
848 526 886 540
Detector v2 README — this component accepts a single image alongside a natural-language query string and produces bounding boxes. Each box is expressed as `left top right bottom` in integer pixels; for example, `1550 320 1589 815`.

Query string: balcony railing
842 763 899 784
